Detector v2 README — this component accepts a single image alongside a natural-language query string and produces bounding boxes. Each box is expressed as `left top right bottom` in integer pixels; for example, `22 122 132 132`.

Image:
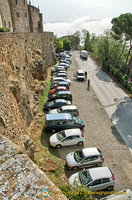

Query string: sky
30 0 132 37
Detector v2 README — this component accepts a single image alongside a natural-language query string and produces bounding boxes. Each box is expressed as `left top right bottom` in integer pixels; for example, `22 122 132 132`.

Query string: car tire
96 162 102 167
107 186 114 191
72 166 78 170
55 144 62 149
78 141 83 146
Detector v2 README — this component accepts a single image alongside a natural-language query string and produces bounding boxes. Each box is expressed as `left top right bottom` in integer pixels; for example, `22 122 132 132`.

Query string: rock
39 158 58 172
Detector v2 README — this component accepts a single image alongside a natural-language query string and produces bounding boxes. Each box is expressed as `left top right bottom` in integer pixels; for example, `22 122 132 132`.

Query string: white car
51 77 71 85
100 189 132 200
49 105 79 116
69 167 115 191
49 128 85 148
66 147 104 170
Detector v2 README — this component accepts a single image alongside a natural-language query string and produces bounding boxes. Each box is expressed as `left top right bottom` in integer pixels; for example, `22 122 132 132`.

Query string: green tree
63 38 71 51
111 13 132 73
71 31 81 50
54 36 63 52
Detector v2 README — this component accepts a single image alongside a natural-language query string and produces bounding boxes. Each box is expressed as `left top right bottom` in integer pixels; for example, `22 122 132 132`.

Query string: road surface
72 51 132 152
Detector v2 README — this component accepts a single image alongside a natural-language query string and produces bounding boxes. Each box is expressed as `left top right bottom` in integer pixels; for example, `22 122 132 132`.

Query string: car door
80 156 98 168
88 179 102 191
61 136 73 146
100 178 111 190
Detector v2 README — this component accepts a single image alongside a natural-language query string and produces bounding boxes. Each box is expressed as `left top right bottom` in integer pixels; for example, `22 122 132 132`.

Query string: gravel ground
56 54 132 194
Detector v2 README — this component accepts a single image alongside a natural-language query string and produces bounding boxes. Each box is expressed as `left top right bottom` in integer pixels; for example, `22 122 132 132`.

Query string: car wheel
78 141 83 146
72 166 78 170
107 186 114 191
55 144 62 149
96 162 102 167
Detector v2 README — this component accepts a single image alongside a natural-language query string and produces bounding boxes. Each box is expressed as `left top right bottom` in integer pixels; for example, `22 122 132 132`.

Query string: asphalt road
72 51 132 153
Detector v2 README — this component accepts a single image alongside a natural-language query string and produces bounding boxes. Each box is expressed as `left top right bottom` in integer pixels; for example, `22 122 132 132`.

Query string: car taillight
112 177 115 181
81 134 84 137
101 158 104 161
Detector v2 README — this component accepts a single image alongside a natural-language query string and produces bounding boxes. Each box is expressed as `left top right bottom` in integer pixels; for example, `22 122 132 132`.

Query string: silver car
100 189 132 200
49 105 79 116
66 147 104 170
69 167 116 191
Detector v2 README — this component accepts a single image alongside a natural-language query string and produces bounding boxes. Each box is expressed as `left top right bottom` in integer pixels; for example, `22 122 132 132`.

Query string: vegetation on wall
0 27 10 32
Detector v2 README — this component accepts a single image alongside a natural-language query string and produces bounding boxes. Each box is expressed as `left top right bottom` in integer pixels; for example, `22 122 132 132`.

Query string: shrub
0 27 10 32
60 182 95 200
112 68 123 82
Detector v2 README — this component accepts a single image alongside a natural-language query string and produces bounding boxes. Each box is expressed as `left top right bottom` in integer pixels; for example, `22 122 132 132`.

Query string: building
0 0 43 33
0 0 13 31
28 1 43 33
8 0 30 32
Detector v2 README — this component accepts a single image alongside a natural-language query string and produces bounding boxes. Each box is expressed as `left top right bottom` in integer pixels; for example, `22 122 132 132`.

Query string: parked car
59 59 70 65
51 77 71 85
49 128 85 148
69 167 115 191
50 81 69 90
76 69 85 81
54 73 67 79
65 58 72 64
45 113 85 133
48 91 72 102
49 86 68 95
65 147 104 170
100 189 132 200
49 105 79 116
52 71 67 77
43 99 71 111
55 63 69 70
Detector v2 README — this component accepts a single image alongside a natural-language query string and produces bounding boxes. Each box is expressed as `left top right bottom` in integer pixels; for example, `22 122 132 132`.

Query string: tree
111 13 132 73
63 38 71 51
71 31 81 50
54 36 63 52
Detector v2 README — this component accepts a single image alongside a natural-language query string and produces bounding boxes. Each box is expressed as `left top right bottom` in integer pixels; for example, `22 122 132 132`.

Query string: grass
30 68 68 187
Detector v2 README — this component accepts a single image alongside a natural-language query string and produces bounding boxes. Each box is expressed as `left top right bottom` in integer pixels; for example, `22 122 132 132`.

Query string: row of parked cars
43 51 131 198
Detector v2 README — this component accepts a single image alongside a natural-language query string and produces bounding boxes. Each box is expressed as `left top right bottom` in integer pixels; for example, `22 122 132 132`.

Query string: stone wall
0 31 56 155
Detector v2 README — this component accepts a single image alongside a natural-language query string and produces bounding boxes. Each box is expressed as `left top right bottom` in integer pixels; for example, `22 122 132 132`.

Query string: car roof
58 82 69 85
82 148 100 157
53 77 64 80
77 69 84 73
56 86 67 89
61 105 77 110
88 167 112 180
58 91 71 95
64 128 82 136
57 73 67 75
46 113 72 121
55 99 67 103
100 189 132 200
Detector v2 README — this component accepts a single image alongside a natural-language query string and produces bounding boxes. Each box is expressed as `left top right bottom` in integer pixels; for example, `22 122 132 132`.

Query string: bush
0 27 10 32
60 182 95 200
112 68 123 82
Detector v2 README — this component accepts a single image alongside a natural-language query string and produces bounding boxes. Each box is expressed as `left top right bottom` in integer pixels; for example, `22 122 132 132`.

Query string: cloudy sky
31 0 132 37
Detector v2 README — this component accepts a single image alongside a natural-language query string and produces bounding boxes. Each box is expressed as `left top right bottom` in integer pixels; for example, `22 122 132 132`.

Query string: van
76 69 85 81
80 50 88 59
45 113 85 133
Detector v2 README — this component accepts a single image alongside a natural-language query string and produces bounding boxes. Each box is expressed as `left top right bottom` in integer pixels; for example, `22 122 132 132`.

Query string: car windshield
74 150 84 162
79 170 92 185
72 115 79 123
57 131 66 140
78 73 84 76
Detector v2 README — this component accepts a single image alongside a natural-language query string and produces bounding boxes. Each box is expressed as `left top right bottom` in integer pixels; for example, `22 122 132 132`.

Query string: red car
49 86 68 94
